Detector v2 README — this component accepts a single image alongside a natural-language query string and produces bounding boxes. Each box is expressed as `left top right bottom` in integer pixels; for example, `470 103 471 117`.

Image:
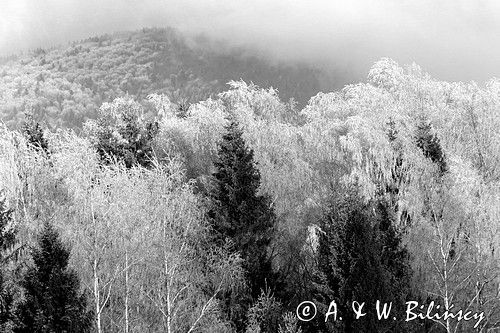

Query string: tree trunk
125 250 130 333
93 257 102 333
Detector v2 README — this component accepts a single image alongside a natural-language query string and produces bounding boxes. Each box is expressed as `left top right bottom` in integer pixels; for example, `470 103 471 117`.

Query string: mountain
0 27 334 129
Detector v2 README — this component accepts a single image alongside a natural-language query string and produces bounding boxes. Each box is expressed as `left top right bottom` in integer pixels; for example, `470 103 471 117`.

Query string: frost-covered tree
0 190 16 330
245 290 283 333
21 114 49 154
84 97 159 168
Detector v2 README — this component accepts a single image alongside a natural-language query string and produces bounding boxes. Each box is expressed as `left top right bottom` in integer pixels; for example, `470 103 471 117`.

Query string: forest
0 28 329 130
1 30 500 333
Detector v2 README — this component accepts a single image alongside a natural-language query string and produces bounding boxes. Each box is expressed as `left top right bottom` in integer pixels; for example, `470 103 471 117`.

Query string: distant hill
0 27 335 129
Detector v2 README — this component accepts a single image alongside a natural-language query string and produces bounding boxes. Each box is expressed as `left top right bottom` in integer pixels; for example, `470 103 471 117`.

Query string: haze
1 0 500 84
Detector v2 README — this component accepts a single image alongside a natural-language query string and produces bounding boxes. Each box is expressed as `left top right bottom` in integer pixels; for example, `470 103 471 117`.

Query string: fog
1 0 500 84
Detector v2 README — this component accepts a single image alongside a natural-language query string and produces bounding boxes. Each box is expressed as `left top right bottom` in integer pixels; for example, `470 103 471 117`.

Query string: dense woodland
0 28 329 129
1 31 500 333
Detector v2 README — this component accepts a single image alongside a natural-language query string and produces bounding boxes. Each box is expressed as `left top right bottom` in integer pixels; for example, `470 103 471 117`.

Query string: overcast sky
1 0 500 83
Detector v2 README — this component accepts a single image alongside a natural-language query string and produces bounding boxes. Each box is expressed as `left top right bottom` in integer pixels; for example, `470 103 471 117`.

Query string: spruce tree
314 185 413 333
208 120 277 331
209 120 276 296
14 223 92 333
0 191 16 329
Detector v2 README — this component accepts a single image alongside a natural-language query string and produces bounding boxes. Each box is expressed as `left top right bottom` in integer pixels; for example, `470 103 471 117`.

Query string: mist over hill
3 0 500 85
0 27 337 129
2 2 500 330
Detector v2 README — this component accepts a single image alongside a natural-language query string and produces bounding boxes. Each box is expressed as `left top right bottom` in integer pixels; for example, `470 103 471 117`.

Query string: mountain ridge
0 27 335 129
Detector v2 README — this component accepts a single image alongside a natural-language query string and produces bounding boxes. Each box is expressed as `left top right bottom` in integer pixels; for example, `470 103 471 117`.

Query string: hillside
0 27 330 129
1 58 500 332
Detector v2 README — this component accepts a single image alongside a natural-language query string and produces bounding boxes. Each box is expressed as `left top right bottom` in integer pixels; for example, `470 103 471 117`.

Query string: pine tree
0 190 16 329
14 223 92 333
208 120 277 331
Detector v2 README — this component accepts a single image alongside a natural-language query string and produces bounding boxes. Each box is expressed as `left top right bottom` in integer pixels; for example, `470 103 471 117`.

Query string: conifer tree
0 191 16 329
415 117 447 175
14 223 92 333
314 185 413 333
209 120 276 297
208 120 278 331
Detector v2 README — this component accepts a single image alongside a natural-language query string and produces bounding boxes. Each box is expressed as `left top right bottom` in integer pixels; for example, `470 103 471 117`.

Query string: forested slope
1 58 500 332
0 27 327 129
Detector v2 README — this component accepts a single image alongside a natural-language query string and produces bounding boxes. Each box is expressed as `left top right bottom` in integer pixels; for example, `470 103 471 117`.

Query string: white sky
1 0 500 83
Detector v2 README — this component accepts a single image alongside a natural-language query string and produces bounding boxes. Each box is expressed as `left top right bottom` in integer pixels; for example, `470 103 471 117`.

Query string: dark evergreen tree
208 120 277 331
209 120 276 296
0 191 16 329
415 116 454 260
374 198 418 333
22 113 49 154
313 185 413 333
415 117 447 175
14 223 92 333
415 119 459 323
377 119 434 332
375 199 413 307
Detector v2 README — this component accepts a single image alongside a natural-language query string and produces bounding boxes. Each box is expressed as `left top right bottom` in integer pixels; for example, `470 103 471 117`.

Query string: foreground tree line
1 58 500 332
